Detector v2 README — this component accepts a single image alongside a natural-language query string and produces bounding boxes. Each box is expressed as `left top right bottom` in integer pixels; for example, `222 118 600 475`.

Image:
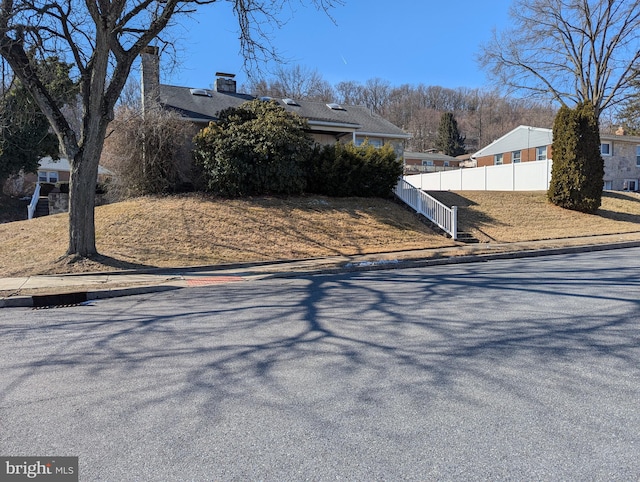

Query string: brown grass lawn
1 191 639 278
430 191 640 242
0 195 451 277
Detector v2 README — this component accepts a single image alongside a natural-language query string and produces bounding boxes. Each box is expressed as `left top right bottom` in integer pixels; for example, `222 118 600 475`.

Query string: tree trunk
67 151 99 257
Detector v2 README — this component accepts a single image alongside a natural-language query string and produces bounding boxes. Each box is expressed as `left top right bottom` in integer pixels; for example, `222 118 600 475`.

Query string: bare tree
480 0 640 119
0 0 341 259
335 80 364 105
615 72 640 134
102 106 193 198
334 77 392 112
273 65 334 101
361 78 390 114
245 65 334 101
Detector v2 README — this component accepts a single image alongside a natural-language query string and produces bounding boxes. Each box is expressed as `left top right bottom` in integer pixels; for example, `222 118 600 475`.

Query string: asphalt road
1 248 639 481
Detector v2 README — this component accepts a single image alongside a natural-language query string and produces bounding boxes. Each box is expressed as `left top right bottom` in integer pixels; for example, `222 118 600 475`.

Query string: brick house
403 151 462 174
471 125 640 191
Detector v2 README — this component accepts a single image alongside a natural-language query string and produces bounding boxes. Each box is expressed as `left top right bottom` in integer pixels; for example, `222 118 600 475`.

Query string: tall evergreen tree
548 101 604 213
0 57 76 186
435 112 466 156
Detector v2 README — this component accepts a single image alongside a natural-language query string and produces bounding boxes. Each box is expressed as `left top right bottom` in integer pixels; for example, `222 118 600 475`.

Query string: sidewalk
2 232 640 308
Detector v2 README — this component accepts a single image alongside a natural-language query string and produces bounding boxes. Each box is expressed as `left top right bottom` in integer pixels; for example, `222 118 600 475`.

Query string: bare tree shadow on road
2 249 640 478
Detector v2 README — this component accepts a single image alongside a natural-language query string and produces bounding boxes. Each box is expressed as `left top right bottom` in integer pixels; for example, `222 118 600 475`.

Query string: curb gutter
2 239 640 309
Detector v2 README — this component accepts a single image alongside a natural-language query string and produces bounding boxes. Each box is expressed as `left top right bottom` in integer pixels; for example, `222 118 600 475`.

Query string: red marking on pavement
187 276 243 287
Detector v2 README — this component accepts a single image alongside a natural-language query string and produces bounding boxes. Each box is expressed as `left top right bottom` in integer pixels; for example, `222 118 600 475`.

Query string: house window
422 160 434 167
355 138 383 148
444 161 450 167
37 171 58 183
512 150 521 163
600 142 612 156
536 146 547 161
494 153 503 165
624 179 638 191
603 180 612 190
636 146 640 167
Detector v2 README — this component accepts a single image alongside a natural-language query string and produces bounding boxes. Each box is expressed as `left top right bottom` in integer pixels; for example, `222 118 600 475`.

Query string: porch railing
27 182 41 220
394 178 458 240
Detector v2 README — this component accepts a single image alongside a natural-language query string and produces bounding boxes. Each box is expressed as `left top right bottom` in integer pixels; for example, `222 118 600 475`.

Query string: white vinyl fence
405 159 553 192
395 179 457 239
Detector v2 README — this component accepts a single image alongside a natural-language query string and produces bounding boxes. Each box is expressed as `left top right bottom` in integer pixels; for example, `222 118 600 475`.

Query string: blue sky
161 0 513 92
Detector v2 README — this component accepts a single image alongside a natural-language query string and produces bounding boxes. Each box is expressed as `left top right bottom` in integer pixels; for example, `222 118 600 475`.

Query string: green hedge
306 141 402 197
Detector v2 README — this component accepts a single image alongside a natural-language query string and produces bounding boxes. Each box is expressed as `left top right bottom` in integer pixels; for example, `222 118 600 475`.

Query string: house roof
601 132 640 143
39 157 113 176
471 125 640 160
158 84 410 139
471 126 553 159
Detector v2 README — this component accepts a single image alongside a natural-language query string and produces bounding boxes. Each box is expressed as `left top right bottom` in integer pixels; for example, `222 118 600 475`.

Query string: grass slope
0 191 638 278
0 195 450 277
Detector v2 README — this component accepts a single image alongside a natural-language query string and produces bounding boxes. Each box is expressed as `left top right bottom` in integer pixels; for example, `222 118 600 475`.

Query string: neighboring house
3 156 112 197
403 151 461 174
471 125 640 191
140 46 410 159
472 126 554 168
34 157 112 184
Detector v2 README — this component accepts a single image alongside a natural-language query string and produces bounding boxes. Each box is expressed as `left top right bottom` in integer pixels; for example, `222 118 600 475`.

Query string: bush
548 101 604 213
193 100 312 197
100 107 194 198
307 141 402 197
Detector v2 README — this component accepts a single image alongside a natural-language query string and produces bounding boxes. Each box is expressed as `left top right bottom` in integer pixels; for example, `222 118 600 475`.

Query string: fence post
451 206 458 240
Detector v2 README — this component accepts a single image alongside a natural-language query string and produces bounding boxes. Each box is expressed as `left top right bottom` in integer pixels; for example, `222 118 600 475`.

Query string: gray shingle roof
158 84 409 139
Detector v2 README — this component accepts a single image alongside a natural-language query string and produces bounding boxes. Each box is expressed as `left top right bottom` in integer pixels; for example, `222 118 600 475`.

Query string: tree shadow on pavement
2 250 640 479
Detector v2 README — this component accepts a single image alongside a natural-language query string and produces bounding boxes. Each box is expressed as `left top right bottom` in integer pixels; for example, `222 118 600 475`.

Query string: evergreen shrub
193 100 312 197
306 141 402 197
548 101 604 213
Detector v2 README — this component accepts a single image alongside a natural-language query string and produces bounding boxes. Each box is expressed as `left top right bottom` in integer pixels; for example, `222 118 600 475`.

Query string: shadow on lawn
425 191 504 241
56 253 158 272
598 192 640 224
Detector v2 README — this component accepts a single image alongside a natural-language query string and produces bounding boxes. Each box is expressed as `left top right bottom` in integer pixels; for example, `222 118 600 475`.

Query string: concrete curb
3 239 640 309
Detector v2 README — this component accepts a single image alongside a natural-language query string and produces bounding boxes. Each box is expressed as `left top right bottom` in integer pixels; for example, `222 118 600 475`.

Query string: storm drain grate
32 291 88 309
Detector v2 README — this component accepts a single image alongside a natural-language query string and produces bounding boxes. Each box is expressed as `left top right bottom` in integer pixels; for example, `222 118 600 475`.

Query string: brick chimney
615 125 627 136
215 72 236 93
140 45 160 115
